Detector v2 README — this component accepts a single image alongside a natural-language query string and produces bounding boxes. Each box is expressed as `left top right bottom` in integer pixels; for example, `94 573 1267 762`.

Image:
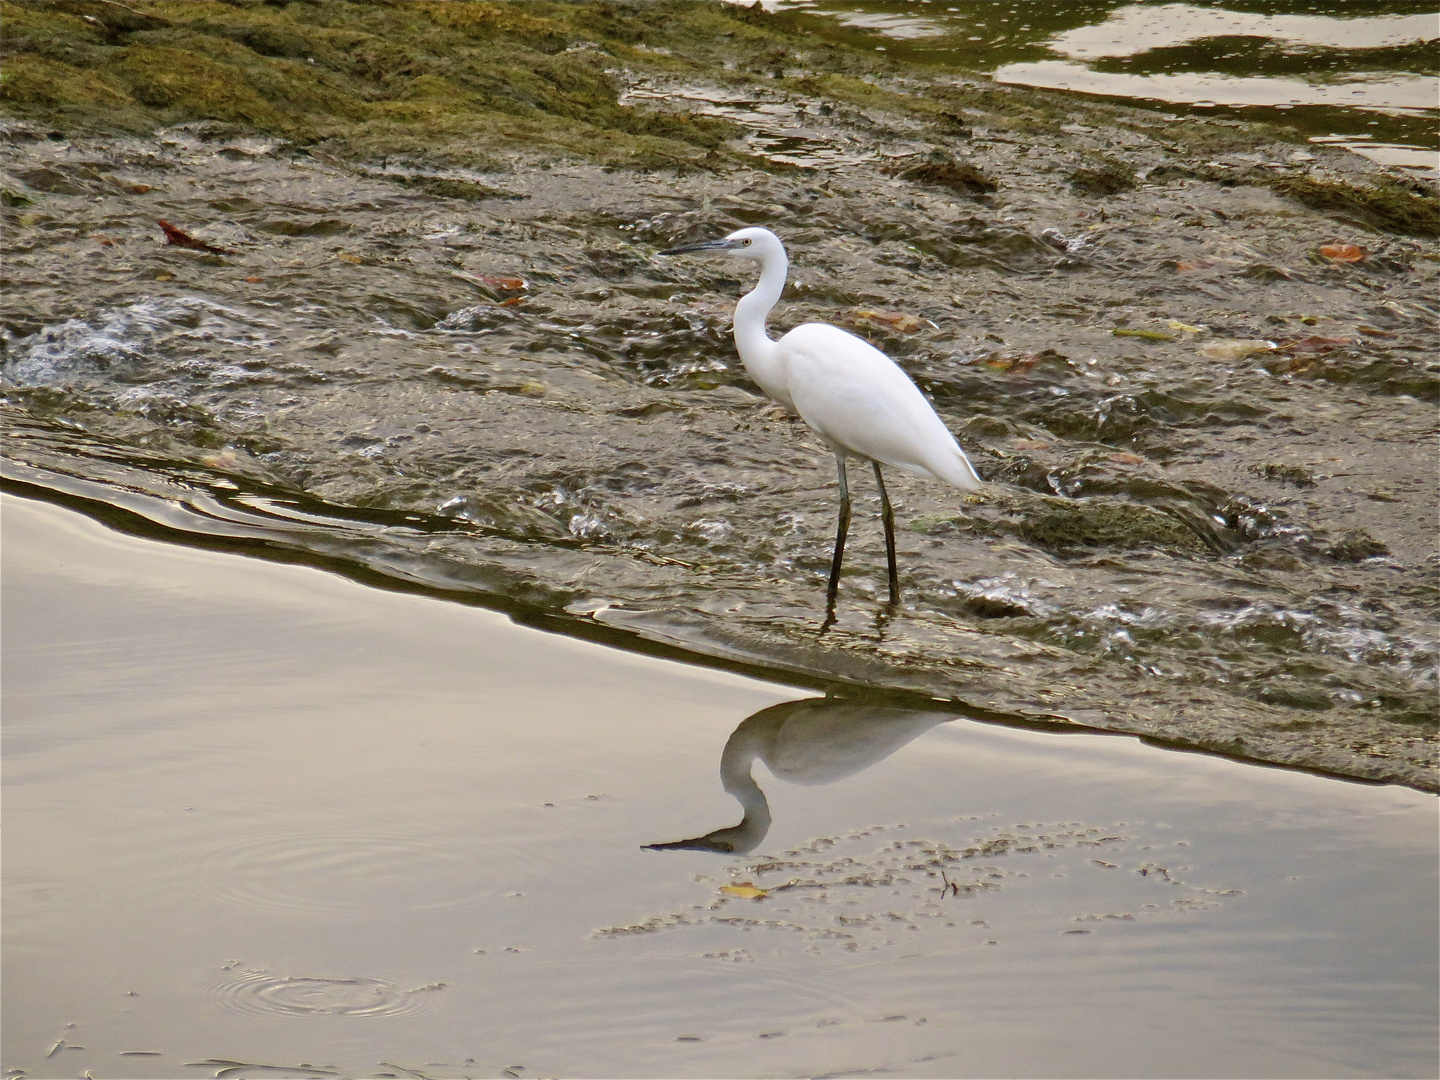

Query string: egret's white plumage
780 323 982 491
660 226 982 611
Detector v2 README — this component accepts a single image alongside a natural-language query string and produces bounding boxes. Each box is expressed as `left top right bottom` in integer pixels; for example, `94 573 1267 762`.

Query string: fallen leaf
1109 452 1146 465
852 309 926 334
1166 320 1205 334
336 252 363 264
244 276 261 283
1200 339 1276 361
156 219 234 254
1112 328 1176 341
453 271 527 291
1012 439 1051 451
499 296 525 307
720 883 768 899
982 353 1037 373
127 184 153 194
1355 324 1395 337
1319 243 1368 263
153 271 175 281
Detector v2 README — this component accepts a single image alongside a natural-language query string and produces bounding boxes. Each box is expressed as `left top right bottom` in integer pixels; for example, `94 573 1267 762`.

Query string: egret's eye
743 238 752 246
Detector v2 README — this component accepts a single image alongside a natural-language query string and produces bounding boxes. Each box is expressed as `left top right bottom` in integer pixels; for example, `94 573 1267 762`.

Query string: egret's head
659 226 781 262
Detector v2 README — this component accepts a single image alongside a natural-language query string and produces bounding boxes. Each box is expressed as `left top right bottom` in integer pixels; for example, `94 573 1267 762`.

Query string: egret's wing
779 324 979 490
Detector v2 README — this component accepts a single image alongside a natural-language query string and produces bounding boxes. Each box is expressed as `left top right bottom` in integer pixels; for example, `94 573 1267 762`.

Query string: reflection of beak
658 237 741 256
642 834 736 853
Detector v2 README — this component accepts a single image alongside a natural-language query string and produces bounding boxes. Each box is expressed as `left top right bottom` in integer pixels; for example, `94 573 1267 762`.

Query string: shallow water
756 0 1440 171
3 493 1437 1080
3 103 1436 788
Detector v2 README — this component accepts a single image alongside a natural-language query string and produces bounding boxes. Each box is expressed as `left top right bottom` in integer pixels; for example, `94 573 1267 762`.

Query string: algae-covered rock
0 0 868 167
972 492 1208 556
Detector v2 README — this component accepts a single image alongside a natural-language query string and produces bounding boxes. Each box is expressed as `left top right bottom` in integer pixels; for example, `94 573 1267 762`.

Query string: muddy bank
2 1 1436 789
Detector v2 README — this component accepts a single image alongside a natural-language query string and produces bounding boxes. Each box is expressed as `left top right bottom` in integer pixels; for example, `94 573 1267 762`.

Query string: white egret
660 227 982 613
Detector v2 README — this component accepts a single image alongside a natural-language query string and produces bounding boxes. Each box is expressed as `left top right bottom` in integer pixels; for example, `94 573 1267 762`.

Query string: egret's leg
873 462 899 604
826 453 851 611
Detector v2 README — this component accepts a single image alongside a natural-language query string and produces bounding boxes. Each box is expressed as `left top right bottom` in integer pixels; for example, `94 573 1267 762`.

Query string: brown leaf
1108 452 1146 465
982 352 1039 373
1355 324 1395 337
499 296 526 307
1319 243 1368 263
156 219 234 254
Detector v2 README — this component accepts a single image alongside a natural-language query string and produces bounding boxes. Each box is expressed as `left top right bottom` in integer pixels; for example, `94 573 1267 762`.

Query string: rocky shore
3 1 1436 789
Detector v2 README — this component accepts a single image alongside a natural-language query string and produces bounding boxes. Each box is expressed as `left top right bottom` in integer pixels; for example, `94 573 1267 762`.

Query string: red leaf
156 219 234 254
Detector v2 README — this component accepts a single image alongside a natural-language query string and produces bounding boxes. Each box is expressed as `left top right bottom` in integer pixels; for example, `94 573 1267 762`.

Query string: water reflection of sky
746 1 1440 170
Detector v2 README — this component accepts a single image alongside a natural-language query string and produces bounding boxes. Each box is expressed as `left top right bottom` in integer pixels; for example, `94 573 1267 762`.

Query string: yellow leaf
720 883 768 899
337 252 363 264
1319 243 1368 263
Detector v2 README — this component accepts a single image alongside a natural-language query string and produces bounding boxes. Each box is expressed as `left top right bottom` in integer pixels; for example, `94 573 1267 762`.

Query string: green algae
971 493 1208 556
1268 176 1439 239
1144 162 1438 237
0 0 872 168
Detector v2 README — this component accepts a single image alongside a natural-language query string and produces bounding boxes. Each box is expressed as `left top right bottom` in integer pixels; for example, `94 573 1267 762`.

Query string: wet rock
1068 160 1136 196
1324 529 1389 563
895 155 998 197
1248 463 1315 488
975 492 1207 556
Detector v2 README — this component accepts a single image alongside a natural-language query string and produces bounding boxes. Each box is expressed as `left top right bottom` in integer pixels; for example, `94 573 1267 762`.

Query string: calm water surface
754 0 1440 171
3 494 1435 1080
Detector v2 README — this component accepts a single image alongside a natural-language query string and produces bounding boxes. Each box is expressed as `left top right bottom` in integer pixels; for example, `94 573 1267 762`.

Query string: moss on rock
975 492 1208 556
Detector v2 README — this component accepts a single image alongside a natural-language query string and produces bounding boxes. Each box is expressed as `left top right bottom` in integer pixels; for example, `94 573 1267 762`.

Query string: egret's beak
658 237 742 256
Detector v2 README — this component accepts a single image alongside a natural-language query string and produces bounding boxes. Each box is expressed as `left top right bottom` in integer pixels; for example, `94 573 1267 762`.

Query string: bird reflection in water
644 696 955 855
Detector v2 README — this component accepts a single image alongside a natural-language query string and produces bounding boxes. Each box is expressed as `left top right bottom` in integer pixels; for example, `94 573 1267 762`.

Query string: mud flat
2 2 1437 788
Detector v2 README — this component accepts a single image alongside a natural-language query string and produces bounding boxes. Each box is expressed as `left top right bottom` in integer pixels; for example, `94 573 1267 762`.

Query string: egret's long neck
718 722 772 844
732 250 790 405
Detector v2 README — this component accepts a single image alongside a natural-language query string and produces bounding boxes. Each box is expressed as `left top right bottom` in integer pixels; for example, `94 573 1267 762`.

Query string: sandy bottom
3 494 1435 1080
